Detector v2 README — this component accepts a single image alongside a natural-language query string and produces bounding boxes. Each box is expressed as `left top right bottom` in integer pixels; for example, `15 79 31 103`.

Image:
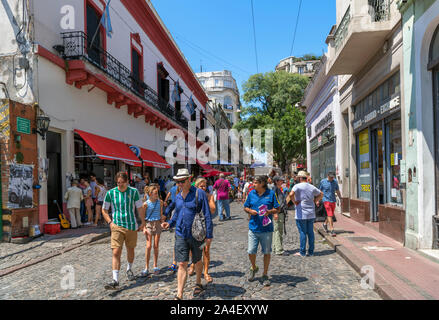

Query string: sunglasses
176 178 189 184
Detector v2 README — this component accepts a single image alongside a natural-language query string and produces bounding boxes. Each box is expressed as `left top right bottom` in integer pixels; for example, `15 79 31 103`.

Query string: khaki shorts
111 224 138 249
145 220 162 236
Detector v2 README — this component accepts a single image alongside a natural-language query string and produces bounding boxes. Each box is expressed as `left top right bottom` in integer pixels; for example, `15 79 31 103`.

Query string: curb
0 231 110 278
314 224 403 300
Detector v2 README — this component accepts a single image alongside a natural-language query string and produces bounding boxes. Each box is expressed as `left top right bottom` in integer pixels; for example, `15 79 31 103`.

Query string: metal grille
334 6 351 51
61 31 189 129
368 0 390 22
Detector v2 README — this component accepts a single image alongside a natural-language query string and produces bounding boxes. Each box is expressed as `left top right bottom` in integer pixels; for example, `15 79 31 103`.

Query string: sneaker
323 224 328 233
262 275 271 287
104 280 119 290
331 230 336 237
126 269 136 281
140 269 149 278
248 266 259 282
168 264 177 272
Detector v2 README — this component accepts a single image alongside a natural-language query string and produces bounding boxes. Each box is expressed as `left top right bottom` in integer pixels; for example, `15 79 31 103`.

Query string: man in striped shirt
102 172 145 290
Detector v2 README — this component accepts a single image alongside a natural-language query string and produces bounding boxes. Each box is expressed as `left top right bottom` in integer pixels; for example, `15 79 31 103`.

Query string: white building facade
0 0 208 228
196 70 240 127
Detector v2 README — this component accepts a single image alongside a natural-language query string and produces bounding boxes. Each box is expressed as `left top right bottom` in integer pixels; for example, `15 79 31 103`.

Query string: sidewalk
0 225 110 277
314 213 439 300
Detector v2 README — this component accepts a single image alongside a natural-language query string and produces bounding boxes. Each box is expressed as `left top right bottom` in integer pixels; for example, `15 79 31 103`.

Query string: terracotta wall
349 199 370 224
1 101 39 240
378 204 405 243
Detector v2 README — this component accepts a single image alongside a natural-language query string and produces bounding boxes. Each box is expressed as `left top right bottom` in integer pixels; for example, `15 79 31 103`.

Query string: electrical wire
250 0 259 73
289 0 303 57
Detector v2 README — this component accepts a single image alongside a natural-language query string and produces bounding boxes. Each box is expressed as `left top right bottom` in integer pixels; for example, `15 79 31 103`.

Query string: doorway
47 132 62 220
371 128 384 222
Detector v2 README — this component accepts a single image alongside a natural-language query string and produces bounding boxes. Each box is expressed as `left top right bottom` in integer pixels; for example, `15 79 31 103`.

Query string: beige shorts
145 220 162 236
111 224 138 249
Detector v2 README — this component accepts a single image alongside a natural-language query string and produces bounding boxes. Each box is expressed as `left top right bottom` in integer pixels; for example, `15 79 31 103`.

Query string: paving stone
0 202 380 300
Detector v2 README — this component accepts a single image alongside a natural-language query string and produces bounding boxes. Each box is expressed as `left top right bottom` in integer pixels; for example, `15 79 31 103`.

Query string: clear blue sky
152 0 336 94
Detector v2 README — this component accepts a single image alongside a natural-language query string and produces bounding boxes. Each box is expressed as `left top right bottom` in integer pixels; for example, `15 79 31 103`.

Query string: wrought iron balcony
61 31 188 129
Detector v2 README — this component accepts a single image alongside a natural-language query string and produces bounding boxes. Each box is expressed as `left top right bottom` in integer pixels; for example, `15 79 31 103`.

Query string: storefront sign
314 111 332 135
353 95 400 132
8 163 34 209
129 145 141 158
17 117 31 135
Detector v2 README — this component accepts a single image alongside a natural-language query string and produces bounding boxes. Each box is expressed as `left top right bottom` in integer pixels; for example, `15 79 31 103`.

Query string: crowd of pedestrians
75 166 342 299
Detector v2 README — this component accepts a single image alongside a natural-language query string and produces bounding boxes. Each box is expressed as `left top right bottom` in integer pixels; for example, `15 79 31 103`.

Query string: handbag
191 189 206 242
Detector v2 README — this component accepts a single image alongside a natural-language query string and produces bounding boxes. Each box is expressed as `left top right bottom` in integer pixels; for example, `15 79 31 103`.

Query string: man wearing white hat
162 168 214 300
289 171 323 257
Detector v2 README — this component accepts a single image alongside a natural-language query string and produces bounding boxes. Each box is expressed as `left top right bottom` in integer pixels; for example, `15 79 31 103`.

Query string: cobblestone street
0 202 380 300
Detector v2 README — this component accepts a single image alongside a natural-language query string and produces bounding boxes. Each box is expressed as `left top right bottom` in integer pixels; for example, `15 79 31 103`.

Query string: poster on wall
358 129 371 200
8 164 34 209
0 101 10 140
38 158 49 182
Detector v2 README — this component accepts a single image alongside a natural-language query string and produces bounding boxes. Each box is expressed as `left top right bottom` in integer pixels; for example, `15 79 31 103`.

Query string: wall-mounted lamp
33 115 51 140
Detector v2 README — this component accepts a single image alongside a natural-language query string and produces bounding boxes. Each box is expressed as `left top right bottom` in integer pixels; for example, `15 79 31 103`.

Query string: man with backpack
161 168 213 300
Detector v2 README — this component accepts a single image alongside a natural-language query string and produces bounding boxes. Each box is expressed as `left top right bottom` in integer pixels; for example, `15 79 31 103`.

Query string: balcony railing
334 6 351 51
61 31 188 129
334 0 390 52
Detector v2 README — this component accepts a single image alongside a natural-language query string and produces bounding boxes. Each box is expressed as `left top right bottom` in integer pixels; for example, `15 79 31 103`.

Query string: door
47 132 63 220
371 128 384 222
86 4 102 66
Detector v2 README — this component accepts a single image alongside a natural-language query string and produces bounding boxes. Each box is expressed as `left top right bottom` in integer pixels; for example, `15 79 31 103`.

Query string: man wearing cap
134 174 146 197
289 171 324 257
161 169 214 300
319 172 342 237
272 176 288 255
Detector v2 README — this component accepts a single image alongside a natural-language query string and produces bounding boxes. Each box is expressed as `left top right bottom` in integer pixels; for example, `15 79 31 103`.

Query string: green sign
17 117 31 134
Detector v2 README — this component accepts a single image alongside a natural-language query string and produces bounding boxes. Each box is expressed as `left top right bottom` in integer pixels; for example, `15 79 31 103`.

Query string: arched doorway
430 24 439 247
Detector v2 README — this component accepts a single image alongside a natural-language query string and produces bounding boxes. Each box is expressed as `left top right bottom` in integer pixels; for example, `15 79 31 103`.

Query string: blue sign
129 145 141 158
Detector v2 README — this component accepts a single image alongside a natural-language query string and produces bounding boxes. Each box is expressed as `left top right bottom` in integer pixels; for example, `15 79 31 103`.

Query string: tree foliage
234 71 309 172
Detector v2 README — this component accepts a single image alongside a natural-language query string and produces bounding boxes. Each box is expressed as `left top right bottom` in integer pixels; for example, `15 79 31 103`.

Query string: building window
85 1 105 66
386 119 402 205
157 63 170 107
224 96 232 108
131 34 143 94
227 113 233 124
224 80 233 88
357 128 371 200
215 79 220 87
298 66 304 74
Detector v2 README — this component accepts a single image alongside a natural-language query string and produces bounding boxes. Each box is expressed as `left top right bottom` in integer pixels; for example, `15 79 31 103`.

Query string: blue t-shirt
292 183 321 220
170 185 178 202
319 179 339 203
244 189 279 233
145 199 161 221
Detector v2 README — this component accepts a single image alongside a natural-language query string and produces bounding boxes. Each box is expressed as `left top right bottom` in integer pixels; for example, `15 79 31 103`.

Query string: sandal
153 267 160 275
168 264 177 272
204 274 213 283
174 295 182 300
193 283 205 296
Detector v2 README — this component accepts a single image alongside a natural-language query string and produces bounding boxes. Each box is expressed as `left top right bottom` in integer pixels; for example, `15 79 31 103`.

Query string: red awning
128 145 171 169
197 159 216 173
75 129 141 165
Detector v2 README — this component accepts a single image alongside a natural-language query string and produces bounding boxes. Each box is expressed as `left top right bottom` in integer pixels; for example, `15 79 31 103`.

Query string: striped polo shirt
103 186 143 231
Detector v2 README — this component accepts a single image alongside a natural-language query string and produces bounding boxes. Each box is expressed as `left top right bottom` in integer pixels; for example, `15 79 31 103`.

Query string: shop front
310 125 336 187
351 71 405 242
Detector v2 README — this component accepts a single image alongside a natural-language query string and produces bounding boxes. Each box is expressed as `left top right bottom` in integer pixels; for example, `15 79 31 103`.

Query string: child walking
141 185 166 276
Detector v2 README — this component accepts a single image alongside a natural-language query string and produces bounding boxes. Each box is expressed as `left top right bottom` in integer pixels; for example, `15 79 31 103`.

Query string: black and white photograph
8 163 33 209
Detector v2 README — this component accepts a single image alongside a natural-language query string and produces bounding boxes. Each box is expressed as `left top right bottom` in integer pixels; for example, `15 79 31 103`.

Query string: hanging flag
100 0 113 38
186 95 195 115
171 80 181 103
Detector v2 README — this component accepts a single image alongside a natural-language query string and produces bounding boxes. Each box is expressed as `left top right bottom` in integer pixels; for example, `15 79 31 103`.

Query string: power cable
250 0 259 73
289 0 303 57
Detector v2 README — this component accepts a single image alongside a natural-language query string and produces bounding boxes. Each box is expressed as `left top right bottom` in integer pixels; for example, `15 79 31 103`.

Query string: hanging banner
8 164 34 209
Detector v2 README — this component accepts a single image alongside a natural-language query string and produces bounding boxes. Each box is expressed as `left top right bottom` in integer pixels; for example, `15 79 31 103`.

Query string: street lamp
34 115 51 140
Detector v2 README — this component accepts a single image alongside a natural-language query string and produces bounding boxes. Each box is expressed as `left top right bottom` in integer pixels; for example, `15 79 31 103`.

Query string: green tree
234 71 309 173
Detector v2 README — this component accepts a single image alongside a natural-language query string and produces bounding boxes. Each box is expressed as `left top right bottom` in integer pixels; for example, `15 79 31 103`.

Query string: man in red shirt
214 174 231 221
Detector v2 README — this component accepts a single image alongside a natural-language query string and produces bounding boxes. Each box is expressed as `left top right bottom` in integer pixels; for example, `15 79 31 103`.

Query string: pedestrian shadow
334 230 355 235
209 260 223 268
193 283 246 300
268 274 308 287
312 249 335 257
208 270 245 278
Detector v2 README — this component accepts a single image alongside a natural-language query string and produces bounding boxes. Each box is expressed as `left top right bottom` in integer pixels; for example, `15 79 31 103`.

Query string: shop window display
386 119 402 205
